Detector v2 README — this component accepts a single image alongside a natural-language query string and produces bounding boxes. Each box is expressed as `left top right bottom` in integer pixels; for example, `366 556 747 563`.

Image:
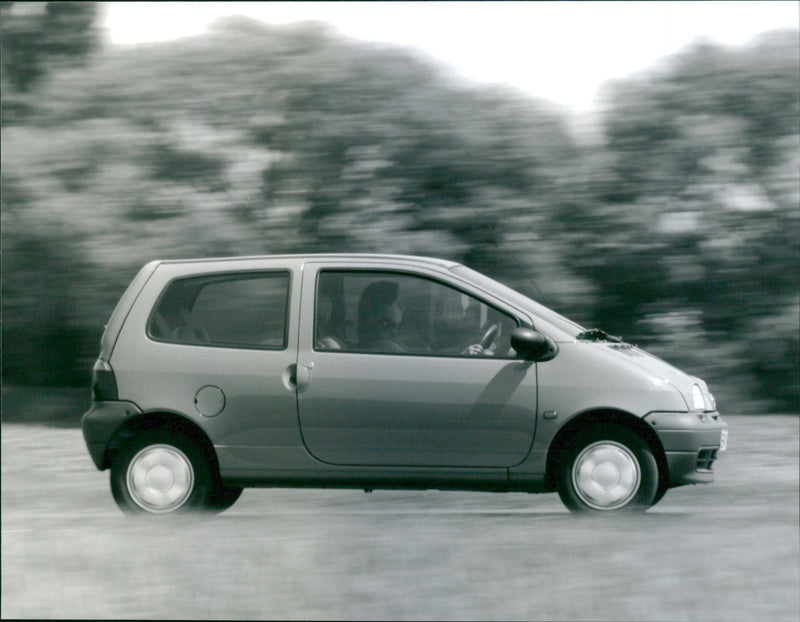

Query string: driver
357 280 490 356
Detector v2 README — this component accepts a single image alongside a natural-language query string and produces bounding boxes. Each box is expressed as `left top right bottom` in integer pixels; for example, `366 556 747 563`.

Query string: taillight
92 359 118 401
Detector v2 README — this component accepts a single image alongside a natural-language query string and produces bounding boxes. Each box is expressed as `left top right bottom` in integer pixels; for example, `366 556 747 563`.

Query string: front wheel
557 425 659 513
207 483 243 512
110 431 214 515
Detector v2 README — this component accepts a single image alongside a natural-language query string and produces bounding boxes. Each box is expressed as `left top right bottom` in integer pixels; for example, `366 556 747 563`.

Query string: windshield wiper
576 328 624 343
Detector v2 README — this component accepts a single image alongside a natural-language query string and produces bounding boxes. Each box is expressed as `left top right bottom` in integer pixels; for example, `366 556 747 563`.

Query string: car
81 254 728 515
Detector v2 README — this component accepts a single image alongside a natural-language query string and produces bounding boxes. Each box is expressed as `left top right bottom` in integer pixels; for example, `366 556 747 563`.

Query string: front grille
697 448 718 471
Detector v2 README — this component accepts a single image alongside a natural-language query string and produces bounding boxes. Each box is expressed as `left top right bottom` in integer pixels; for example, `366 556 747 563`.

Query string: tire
110 431 213 515
207 482 243 513
557 425 659 513
652 482 669 505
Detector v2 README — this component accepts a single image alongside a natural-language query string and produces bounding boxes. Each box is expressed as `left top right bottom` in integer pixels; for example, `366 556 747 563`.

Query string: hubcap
572 441 641 510
127 444 194 513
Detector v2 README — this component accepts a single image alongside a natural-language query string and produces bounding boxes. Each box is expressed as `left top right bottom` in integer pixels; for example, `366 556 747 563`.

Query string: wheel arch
102 410 220 479
544 408 668 495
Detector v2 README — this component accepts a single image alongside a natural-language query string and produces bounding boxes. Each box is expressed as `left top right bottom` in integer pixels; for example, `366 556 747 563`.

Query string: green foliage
1 17 797 412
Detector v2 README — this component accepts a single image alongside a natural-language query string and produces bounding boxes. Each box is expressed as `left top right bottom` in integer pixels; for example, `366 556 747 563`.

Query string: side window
148 272 290 349
315 271 517 357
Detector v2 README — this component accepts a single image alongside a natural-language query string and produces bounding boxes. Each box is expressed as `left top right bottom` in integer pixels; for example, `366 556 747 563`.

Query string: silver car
81 254 728 514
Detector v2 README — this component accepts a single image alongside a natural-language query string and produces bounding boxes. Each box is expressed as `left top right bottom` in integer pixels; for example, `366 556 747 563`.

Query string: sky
103 1 799 112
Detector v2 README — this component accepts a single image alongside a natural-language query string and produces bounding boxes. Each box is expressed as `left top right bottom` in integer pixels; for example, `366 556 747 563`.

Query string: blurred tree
1 15 797 414
1 2 47 93
566 31 800 411
1 1 98 122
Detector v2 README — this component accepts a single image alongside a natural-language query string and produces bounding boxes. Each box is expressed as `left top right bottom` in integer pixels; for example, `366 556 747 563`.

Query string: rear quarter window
147 271 290 349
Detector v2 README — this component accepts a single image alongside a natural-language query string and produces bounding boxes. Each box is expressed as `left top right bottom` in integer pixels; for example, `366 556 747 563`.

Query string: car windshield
450 265 586 338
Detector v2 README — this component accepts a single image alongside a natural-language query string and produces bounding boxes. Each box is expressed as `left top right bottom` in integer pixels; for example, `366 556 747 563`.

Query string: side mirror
511 327 553 360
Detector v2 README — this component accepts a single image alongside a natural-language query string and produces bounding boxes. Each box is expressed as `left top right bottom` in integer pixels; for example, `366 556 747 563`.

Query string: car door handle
284 364 309 391
293 362 313 391
296 364 309 389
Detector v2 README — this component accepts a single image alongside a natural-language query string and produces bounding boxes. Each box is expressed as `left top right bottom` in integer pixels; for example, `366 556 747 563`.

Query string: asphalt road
2 415 798 620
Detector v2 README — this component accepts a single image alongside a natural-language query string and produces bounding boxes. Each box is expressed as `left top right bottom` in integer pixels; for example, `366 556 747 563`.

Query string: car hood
594 343 698 403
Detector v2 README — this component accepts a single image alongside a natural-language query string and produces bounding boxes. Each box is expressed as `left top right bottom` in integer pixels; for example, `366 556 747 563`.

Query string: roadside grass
2 415 798 620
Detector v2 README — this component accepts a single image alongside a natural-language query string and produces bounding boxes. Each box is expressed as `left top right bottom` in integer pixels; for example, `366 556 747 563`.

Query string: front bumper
81 400 142 469
644 411 728 487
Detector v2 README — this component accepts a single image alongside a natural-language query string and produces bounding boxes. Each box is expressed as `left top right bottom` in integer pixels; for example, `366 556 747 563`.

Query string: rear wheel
111 431 213 515
557 425 659 513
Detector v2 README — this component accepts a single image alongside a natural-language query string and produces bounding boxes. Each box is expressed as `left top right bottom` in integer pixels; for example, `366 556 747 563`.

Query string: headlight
691 384 705 411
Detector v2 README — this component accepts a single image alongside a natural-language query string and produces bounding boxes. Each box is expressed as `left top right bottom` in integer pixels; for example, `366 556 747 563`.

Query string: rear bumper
81 400 142 469
644 411 728 487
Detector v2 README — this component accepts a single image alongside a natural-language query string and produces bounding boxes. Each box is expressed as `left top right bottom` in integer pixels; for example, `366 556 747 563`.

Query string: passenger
357 281 404 352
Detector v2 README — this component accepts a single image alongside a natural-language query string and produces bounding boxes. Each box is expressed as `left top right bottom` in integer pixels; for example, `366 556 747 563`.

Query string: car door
295 262 538 468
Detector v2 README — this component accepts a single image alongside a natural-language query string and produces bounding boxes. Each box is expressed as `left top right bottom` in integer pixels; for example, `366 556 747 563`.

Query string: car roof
150 253 462 270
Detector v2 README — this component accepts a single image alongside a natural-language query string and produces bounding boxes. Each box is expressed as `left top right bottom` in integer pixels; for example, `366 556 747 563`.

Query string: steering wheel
479 323 500 349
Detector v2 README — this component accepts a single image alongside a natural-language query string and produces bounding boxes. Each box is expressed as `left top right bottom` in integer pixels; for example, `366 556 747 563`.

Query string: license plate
719 429 728 451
